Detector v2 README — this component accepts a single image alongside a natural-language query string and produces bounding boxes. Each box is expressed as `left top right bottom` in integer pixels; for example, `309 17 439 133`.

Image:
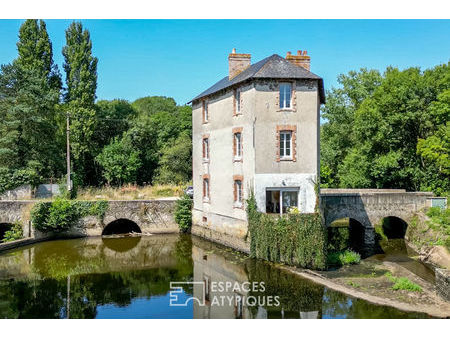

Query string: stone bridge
320 189 434 254
0 199 179 239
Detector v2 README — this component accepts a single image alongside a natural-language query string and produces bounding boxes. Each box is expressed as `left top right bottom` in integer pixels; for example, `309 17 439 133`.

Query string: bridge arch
380 216 408 239
328 217 366 254
0 222 13 241
102 218 142 236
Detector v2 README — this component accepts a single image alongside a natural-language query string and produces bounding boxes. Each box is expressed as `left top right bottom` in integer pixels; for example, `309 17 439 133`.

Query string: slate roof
190 54 325 104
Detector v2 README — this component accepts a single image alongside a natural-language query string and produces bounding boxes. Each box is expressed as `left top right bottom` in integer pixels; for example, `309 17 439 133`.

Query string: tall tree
0 19 62 187
62 21 98 185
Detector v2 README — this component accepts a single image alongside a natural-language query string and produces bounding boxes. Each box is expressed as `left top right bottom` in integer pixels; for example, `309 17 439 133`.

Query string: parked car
185 186 194 198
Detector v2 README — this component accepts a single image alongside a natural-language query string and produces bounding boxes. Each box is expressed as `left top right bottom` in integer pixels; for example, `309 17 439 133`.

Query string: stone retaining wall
436 268 450 301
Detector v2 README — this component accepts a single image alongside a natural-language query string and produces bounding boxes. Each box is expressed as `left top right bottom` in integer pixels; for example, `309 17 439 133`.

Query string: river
0 234 433 319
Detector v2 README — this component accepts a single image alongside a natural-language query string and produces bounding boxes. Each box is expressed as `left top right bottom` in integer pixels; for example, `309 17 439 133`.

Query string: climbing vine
31 198 108 233
247 193 327 270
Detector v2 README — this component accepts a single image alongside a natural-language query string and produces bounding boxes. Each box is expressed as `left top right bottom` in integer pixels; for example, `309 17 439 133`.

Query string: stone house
189 49 325 252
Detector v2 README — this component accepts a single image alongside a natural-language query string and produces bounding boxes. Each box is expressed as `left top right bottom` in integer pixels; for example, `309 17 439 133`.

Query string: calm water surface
0 234 432 319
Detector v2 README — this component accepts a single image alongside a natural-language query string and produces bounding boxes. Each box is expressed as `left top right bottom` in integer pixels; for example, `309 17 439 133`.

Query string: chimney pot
285 48 311 71
232 48 236 54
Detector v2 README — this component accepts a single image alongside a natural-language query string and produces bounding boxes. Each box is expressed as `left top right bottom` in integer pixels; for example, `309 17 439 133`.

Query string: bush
2 222 23 242
174 194 193 233
327 249 361 267
385 272 422 292
247 193 327 270
31 199 108 233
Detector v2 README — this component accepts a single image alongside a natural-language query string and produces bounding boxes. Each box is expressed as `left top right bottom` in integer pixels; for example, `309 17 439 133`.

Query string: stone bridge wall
0 199 179 239
321 190 433 255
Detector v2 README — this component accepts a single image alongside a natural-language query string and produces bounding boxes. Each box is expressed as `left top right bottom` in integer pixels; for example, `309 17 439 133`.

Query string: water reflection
0 234 432 319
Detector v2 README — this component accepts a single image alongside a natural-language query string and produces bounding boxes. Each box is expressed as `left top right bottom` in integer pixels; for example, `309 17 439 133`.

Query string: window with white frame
265 188 299 215
279 131 292 159
234 132 242 158
279 83 292 109
202 137 209 160
203 100 209 122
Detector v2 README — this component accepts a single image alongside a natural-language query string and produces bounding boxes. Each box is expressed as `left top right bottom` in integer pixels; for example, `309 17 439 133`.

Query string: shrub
247 193 327 270
385 272 422 292
327 249 361 267
174 194 193 233
2 222 23 242
31 199 108 233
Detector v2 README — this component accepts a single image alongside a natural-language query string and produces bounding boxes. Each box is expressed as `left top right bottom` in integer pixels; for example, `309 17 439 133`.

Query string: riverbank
277 257 450 318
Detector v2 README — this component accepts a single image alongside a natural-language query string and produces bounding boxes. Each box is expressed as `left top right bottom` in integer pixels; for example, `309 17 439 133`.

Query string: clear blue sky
0 20 449 105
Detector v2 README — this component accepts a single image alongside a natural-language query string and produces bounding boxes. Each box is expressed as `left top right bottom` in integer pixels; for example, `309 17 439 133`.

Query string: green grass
327 249 361 267
384 272 422 292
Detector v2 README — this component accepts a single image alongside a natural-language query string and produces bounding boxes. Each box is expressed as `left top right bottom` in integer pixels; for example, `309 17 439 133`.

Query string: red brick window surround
233 89 242 116
276 125 297 162
202 135 210 161
233 174 244 208
232 127 243 161
202 174 210 201
202 100 209 123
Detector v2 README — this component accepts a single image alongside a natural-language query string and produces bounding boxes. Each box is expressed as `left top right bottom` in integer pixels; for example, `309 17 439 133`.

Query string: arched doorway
0 223 13 242
328 218 365 254
381 216 408 239
102 219 141 236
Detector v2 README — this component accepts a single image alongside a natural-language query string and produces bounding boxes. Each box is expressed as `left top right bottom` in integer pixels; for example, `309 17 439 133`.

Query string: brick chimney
228 48 251 80
286 50 310 71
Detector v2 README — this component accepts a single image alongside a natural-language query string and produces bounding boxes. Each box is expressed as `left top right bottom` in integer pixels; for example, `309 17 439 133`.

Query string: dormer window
202 100 209 123
279 83 292 109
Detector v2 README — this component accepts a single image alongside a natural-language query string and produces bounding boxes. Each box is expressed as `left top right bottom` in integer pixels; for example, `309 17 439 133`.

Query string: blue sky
0 20 449 105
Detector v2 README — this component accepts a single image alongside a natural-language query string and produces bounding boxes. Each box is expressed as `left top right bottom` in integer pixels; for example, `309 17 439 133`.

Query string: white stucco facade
190 52 323 251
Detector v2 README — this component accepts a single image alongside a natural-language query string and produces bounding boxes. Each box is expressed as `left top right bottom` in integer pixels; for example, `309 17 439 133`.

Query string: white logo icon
169 281 205 307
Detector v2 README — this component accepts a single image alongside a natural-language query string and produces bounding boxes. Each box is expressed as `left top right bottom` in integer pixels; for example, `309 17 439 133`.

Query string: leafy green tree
0 20 63 185
132 96 177 116
96 137 141 186
321 64 449 194
154 133 192 184
62 21 98 185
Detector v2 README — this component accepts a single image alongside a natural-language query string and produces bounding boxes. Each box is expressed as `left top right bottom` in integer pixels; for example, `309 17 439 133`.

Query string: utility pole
66 113 72 192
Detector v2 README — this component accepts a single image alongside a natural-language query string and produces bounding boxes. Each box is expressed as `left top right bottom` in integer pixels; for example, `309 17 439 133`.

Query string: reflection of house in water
192 237 323 319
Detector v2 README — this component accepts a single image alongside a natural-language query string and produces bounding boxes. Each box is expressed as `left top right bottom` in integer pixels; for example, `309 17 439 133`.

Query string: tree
321 63 449 194
0 20 63 185
154 133 192 184
132 96 177 116
62 21 98 185
96 137 141 186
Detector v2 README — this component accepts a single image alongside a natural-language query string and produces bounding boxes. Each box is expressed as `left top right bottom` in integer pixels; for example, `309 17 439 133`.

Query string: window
265 188 299 215
202 137 209 160
234 132 242 158
234 89 241 114
234 180 243 203
279 131 292 159
203 178 210 200
202 100 209 122
203 275 211 302
279 83 292 109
